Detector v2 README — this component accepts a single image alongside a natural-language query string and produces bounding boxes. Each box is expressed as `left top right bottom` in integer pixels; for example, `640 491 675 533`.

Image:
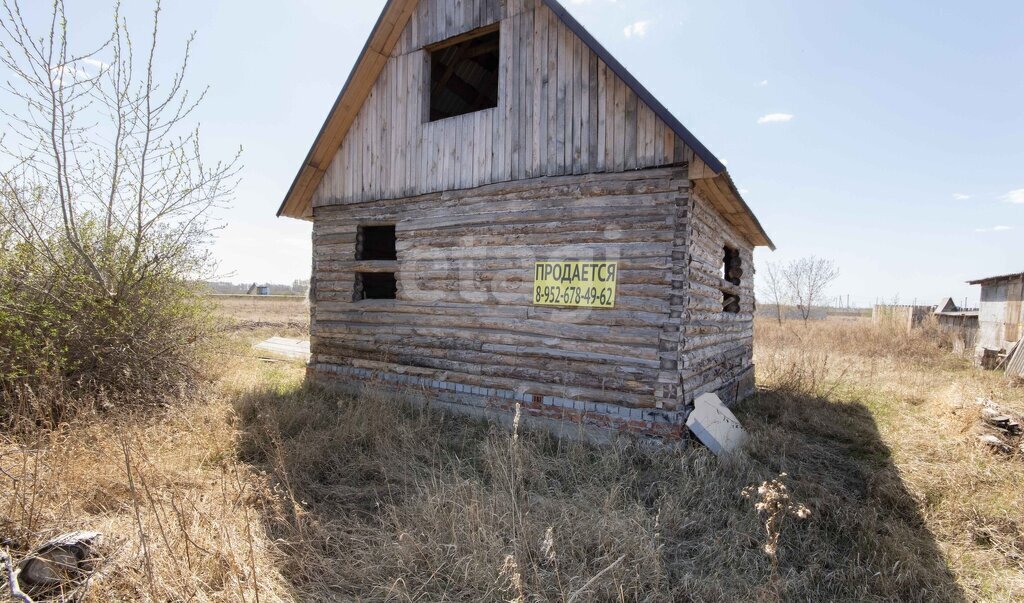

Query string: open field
2 310 1022 601
212 295 310 331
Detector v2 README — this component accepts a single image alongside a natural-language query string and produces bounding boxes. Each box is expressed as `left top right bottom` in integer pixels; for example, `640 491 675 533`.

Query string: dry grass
755 318 1024 600
1 314 1022 601
213 295 310 332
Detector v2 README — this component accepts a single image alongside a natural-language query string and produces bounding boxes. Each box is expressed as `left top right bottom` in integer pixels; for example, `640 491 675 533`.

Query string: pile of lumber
1001 339 1024 380
976 398 1023 456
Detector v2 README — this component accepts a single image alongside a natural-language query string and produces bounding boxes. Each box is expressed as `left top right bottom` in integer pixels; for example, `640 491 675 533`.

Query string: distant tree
783 257 840 323
759 262 788 324
0 0 239 422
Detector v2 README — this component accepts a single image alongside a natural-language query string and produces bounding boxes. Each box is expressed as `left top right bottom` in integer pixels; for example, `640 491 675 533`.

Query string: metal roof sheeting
967 272 1024 285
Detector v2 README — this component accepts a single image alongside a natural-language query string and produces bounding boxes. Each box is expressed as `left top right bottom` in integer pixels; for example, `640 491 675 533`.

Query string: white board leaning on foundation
686 393 749 455
254 337 311 361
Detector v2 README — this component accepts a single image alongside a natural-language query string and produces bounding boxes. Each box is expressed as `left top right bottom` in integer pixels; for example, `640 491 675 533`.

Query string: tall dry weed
227 367 973 601
0 399 291 601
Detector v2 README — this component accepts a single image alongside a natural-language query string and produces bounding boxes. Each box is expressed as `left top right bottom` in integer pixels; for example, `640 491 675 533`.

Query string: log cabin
277 0 774 442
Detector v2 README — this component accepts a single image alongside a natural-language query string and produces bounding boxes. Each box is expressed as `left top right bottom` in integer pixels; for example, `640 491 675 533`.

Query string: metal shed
968 272 1024 355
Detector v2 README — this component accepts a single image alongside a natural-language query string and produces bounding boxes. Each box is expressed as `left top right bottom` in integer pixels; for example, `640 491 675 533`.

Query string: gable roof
935 297 957 313
277 0 774 249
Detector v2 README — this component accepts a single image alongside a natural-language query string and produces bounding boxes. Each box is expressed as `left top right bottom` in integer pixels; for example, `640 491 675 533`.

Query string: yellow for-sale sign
533 261 617 308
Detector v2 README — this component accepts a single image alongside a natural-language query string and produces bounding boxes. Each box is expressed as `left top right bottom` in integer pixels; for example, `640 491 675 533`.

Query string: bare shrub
783 256 840 322
759 261 788 324
741 473 811 578
0 0 238 425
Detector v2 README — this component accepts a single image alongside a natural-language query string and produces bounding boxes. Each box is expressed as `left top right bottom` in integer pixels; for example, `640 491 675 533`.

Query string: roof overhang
968 272 1024 286
277 0 416 220
277 0 774 249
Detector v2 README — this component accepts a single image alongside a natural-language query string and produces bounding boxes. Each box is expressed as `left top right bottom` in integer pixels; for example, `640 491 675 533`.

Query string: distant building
933 297 980 354
871 298 982 353
968 272 1024 353
246 283 271 296
933 297 979 331
872 304 934 331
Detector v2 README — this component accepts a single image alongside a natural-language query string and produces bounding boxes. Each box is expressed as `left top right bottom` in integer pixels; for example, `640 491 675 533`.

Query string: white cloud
974 225 1013 233
50 57 110 85
50 63 91 85
757 113 794 124
739 188 750 195
952 193 971 200
79 57 110 71
721 158 729 166
757 80 769 87
1001 189 1024 204
623 20 650 38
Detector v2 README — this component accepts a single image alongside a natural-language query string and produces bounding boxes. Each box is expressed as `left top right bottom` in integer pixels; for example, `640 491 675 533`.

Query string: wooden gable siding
403 0 504 49
313 0 682 208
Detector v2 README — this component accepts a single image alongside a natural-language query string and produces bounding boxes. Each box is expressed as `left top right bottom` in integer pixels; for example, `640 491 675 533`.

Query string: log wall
312 168 688 411
679 190 756 404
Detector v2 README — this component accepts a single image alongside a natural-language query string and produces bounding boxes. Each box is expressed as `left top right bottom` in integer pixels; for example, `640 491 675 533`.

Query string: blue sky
5 1 1022 306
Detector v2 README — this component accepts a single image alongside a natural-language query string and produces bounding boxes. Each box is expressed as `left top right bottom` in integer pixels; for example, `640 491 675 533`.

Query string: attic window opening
428 29 500 122
355 272 397 301
722 246 742 314
357 225 397 261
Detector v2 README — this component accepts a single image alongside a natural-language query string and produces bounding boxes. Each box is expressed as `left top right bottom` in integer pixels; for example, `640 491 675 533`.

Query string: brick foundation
310 363 689 444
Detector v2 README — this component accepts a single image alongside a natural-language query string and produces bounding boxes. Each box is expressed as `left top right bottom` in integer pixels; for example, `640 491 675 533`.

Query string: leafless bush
0 0 238 424
783 256 839 322
741 473 811 578
759 261 788 324
759 257 840 323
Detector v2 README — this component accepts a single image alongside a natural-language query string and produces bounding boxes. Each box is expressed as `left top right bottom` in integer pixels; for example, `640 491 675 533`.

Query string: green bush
0 220 216 426
0 0 238 427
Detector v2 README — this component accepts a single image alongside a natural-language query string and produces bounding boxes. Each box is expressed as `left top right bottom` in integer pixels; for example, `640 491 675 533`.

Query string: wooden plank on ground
254 337 311 361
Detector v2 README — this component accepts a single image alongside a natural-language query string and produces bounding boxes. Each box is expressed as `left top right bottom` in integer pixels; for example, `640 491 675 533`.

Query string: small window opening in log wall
722 246 742 314
428 29 500 122
357 225 397 261
355 272 397 301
